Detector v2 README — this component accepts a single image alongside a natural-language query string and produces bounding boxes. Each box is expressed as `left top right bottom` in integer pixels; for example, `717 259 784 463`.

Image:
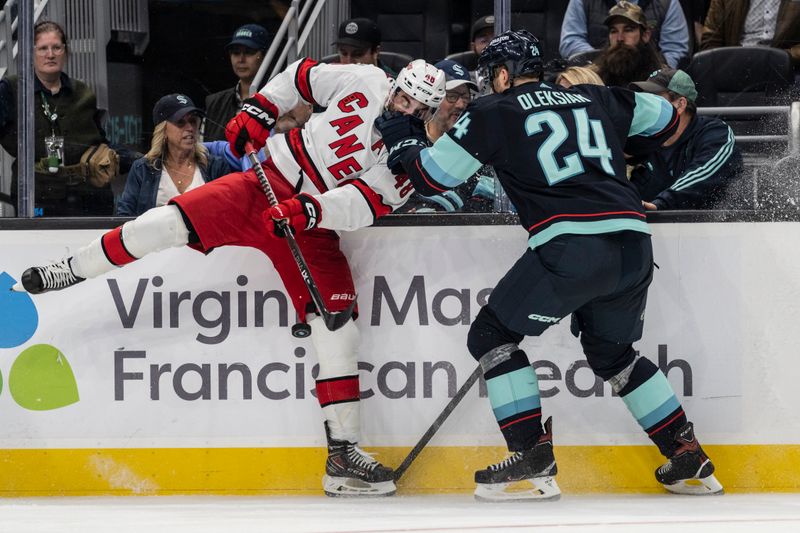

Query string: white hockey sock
71 205 190 279
309 315 362 443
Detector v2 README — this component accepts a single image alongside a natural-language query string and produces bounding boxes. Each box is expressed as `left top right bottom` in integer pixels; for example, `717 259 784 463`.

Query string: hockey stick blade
393 365 483 482
325 297 358 331
244 141 356 332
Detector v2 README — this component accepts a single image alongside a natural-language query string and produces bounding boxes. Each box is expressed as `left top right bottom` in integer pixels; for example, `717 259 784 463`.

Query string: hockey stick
393 364 483 481
244 141 356 332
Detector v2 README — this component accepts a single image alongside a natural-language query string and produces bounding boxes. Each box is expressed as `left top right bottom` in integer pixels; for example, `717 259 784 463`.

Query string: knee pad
309 315 360 379
581 332 637 384
467 306 523 362
468 306 529 379
121 205 190 259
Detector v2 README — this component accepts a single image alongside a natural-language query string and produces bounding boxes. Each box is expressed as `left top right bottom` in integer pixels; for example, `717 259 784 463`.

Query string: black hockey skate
474 417 560 502
656 421 723 495
12 258 84 294
323 425 396 497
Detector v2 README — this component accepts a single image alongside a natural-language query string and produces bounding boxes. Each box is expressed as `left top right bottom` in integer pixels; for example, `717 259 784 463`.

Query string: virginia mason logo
0 271 80 410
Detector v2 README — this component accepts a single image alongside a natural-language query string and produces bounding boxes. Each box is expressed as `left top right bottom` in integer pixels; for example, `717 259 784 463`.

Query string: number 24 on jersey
526 108 614 185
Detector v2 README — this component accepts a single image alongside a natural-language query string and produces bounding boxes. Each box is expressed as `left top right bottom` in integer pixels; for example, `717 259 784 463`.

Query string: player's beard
595 42 663 87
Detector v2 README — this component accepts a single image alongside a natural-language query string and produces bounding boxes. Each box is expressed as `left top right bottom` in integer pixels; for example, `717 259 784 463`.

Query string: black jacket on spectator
630 113 744 209
0 72 114 216
204 85 241 142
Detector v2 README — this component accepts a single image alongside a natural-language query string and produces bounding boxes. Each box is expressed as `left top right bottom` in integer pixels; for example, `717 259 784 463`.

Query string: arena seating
687 47 795 108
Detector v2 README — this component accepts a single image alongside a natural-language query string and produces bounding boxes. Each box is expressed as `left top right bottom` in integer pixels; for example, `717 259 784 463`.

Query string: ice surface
1 493 799 533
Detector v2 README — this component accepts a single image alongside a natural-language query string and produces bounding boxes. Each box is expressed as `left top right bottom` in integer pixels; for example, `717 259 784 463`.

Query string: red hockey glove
264 193 322 238
226 93 279 157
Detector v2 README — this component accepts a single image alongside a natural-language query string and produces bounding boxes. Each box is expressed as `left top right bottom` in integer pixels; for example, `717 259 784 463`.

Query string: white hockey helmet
393 59 447 108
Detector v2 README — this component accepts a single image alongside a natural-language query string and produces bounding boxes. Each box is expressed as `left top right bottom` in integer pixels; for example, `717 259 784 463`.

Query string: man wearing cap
399 59 495 213
560 0 688 68
591 1 667 87
629 68 744 210
334 17 395 77
471 15 496 56
204 24 271 141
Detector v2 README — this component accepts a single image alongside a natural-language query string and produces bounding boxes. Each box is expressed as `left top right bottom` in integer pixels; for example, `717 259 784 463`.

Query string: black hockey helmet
477 29 543 86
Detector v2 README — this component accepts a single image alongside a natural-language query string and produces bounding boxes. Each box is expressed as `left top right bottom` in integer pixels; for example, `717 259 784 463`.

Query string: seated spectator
628 69 744 210
555 66 605 87
117 94 230 216
679 0 711 50
700 0 800 67
0 20 127 216
334 18 396 77
398 59 494 213
471 15 496 56
591 2 667 87
204 24 270 141
560 0 689 68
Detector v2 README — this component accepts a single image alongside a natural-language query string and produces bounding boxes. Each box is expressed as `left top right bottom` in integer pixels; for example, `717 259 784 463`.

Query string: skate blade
474 476 561 502
663 474 724 495
322 475 396 498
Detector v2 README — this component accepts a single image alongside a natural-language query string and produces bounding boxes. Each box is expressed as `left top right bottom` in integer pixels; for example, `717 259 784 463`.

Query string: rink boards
0 221 798 495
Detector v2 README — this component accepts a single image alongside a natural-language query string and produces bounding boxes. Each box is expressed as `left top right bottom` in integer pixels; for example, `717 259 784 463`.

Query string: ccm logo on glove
388 138 426 157
226 93 279 157
265 193 322 237
241 102 277 126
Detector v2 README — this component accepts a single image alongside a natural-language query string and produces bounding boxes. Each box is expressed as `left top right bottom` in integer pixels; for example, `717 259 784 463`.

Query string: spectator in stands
591 2 667 87
334 17 396 77
679 0 711 50
398 59 494 213
555 66 605 87
471 15 496 56
0 20 133 217
117 94 230 216
560 0 689 68
628 68 744 210
204 24 270 142
700 0 800 67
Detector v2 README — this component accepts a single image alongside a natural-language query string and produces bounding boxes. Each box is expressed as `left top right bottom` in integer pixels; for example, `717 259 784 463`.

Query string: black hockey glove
375 111 428 174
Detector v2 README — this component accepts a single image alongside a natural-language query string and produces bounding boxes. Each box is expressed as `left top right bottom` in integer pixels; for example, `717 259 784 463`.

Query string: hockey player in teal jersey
376 30 722 501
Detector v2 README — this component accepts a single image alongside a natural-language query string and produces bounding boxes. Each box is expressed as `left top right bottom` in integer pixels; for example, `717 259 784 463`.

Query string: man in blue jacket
560 0 689 68
629 68 745 210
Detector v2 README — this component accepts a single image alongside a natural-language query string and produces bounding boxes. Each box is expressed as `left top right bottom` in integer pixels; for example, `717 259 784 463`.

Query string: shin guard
309 315 361 443
615 357 688 456
71 205 190 279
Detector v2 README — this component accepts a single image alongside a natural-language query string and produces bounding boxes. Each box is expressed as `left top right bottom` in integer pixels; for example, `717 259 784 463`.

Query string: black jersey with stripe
408 82 678 248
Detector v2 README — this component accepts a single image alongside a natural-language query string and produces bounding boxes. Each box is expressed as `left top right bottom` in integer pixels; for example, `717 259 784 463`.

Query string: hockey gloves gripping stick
375 110 428 175
265 193 321 237
226 93 279 158
243 141 355 332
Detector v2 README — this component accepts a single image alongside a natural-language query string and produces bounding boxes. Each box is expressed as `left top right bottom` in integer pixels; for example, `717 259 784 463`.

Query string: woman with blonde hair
117 94 230 216
555 66 605 88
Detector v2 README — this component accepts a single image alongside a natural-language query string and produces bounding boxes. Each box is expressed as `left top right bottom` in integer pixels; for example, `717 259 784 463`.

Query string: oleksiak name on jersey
400 82 678 250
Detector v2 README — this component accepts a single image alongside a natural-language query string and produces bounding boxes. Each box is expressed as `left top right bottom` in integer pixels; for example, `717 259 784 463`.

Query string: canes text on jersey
326 92 369 180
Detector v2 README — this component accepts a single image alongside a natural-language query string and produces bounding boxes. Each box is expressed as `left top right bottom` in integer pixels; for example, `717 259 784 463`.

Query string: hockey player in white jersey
14 58 446 497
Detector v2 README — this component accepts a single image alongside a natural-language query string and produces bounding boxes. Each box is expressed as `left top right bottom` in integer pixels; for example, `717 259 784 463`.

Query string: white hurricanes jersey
262 58 414 231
